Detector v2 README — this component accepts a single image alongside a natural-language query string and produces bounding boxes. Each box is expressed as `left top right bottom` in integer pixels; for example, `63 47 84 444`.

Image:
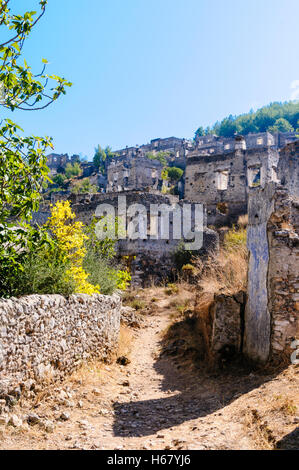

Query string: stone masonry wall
0 294 121 398
245 183 299 363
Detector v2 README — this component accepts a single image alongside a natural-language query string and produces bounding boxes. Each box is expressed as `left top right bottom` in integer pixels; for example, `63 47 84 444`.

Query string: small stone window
216 170 229 190
224 144 230 150
257 137 263 145
248 167 261 187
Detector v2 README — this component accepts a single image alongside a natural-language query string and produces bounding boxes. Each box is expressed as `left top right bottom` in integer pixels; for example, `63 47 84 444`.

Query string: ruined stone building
106 154 164 193
114 136 192 164
46 153 80 175
184 132 298 226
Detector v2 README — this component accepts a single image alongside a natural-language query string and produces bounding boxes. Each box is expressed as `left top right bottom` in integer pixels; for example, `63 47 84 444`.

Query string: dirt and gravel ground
0 287 298 450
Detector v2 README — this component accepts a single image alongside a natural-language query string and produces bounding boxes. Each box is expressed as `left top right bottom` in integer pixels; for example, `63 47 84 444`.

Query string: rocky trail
0 291 298 450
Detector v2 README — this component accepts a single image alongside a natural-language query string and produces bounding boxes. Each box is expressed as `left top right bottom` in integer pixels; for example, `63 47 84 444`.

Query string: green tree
0 1 71 296
194 126 206 140
268 117 294 133
93 145 114 173
65 161 82 179
166 166 184 182
93 144 106 168
195 101 299 138
53 173 66 187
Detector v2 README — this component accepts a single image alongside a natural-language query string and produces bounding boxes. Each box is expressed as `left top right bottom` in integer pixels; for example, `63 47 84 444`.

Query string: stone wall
0 294 121 397
211 291 246 359
184 135 281 227
244 142 299 363
107 156 164 193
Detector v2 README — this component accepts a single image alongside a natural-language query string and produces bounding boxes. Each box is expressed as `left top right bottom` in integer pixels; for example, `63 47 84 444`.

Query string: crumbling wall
244 141 299 363
0 294 121 398
184 145 248 227
184 133 296 227
107 156 163 193
210 291 246 358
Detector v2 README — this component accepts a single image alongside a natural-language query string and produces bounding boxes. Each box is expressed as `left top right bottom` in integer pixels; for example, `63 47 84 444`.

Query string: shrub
53 174 66 187
164 283 179 295
48 201 100 295
166 167 184 182
173 241 193 270
237 214 248 229
71 178 97 194
129 299 145 311
65 162 82 179
12 246 75 297
83 252 131 295
83 215 131 294
224 226 247 251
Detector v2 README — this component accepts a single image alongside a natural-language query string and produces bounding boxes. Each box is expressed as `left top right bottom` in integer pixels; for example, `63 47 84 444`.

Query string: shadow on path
112 350 276 438
276 427 299 450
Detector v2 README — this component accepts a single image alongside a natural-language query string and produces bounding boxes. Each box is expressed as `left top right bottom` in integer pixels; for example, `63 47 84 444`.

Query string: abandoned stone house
184 131 298 226
106 155 164 193
114 136 192 162
46 153 80 174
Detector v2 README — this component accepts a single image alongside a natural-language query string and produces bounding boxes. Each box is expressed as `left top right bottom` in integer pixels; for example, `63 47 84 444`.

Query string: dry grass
128 299 146 311
69 359 104 387
117 326 134 359
272 395 298 416
243 409 276 450
195 227 248 297
237 214 248 228
197 249 248 297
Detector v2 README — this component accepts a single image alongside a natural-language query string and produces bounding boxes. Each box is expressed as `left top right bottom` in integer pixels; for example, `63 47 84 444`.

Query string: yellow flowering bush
116 269 132 291
48 201 100 294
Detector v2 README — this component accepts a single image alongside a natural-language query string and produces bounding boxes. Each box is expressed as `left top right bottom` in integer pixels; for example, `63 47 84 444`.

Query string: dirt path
0 297 298 450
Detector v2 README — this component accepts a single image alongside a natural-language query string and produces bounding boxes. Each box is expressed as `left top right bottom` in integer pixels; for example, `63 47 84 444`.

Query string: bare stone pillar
244 142 299 363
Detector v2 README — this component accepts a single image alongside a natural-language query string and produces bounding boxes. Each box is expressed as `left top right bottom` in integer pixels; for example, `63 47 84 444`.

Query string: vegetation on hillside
93 145 114 174
195 101 299 139
146 151 170 166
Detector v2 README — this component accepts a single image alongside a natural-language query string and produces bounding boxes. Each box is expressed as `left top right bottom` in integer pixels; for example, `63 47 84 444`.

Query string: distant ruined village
41 130 299 364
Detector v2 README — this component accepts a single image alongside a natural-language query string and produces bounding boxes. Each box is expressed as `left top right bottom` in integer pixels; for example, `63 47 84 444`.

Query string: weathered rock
9 414 22 428
0 414 9 426
42 420 55 433
120 306 144 328
117 356 131 366
59 412 70 422
27 412 41 425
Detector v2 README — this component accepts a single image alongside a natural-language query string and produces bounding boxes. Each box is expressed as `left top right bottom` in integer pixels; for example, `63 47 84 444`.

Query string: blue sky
5 0 299 159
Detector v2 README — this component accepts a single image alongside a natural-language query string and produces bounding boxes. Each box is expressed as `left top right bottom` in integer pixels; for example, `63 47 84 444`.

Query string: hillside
195 101 299 139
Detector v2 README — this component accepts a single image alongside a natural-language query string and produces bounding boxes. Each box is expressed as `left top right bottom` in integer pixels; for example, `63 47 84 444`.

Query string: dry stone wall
0 294 121 398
